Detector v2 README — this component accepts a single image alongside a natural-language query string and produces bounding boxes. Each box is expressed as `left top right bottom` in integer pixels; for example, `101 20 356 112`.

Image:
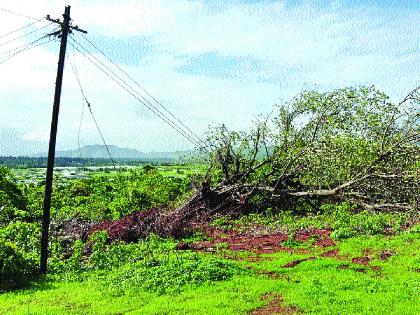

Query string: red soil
379 250 396 261
313 237 336 247
250 293 300 315
192 227 335 254
282 257 316 268
352 256 371 266
194 233 290 253
88 208 163 242
321 249 340 257
295 229 336 247
295 229 330 241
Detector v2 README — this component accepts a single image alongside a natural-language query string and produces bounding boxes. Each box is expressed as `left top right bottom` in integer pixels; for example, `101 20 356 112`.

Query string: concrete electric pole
40 5 87 274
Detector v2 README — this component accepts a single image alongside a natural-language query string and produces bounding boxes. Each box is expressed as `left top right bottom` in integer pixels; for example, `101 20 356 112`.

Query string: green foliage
50 235 244 295
217 203 414 240
107 249 243 295
49 168 190 221
0 167 28 224
206 86 418 211
0 239 36 292
0 221 40 259
88 231 108 269
1 230 419 314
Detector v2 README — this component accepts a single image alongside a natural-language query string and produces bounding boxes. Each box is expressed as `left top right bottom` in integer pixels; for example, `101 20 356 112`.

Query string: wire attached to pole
0 8 40 20
68 40 116 168
70 36 206 151
0 35 53 65
0 22 53 48
77 32 208 150
0 18 43 40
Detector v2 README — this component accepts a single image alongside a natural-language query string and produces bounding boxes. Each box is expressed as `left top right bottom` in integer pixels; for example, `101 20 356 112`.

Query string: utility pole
40 5 87 274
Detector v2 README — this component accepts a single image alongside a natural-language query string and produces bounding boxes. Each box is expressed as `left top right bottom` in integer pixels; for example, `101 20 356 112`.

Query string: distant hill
33 144 195 161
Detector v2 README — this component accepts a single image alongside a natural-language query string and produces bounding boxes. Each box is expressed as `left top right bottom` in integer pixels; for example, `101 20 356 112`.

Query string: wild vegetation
0 85 418 314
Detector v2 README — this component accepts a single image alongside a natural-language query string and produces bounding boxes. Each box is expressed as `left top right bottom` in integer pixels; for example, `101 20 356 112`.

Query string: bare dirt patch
295 229 336 247
191 227 335 254
379 249 396 261
250 292 301 315
321 249 340 258
283 257 316 268
352 256 371 266
193 232 290 254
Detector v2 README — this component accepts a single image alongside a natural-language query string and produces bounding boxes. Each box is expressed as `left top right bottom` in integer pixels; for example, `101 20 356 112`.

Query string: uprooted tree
194 85 419 215
59 85 419 241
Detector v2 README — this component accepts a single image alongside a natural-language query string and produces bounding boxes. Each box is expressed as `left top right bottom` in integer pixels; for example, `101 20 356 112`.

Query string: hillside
33 144 194 160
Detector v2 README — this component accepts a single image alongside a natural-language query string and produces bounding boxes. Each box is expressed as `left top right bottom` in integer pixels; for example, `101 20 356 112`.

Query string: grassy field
0 228 418 314
11 164 206 183
1 164 418 314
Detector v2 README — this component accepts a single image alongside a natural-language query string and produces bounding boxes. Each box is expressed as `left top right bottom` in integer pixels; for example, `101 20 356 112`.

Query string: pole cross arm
46 13 87 34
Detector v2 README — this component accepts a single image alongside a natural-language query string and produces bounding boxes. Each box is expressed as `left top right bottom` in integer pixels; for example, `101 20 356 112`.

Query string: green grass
11 164 206 183
239 230 420 314
1 228 418 314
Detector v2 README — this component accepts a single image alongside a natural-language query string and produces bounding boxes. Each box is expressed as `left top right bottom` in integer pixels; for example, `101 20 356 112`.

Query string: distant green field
11 164 206 183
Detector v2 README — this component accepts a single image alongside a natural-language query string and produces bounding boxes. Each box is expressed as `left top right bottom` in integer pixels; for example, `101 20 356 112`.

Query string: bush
0 221 41 258
107 252 243 295
326 203 400 239
0 167 28 224
0 240 36 292
46 169 191 221
56 235 244 295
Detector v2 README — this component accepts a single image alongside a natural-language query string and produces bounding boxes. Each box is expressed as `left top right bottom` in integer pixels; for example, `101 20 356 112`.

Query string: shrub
0 240 36 292
107 252 244 295
0 221 41 258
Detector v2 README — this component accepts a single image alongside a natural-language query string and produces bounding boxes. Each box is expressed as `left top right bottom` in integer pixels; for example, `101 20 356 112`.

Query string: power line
70 43 86 160
0 8 40 20
0 36 53 65
0 18 43 40
87 105 117 168
77 33 207 149
0 22 53 48
69 36 206 150
71 38 202 150
68 42 116 168
0 29 56 58
69 36 202 148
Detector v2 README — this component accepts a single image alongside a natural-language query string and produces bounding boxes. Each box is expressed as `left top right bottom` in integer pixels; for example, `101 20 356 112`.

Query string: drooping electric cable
68 41 117 168
69 36 206 151
77 32 207 149
69 43 85 160
70 36 203 149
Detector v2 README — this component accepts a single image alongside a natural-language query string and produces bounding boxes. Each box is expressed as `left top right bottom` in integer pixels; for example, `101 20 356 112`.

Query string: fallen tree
195 85 419 214
54 86 419 242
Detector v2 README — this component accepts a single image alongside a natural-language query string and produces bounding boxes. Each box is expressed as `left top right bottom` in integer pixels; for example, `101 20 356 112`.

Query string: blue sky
0 0 419 155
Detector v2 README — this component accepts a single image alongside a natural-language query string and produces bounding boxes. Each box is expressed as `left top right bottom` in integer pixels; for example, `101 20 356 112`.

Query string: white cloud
0 0 418 154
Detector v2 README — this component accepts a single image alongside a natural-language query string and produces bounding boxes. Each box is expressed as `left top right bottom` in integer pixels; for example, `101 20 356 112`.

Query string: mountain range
33 144 195 161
